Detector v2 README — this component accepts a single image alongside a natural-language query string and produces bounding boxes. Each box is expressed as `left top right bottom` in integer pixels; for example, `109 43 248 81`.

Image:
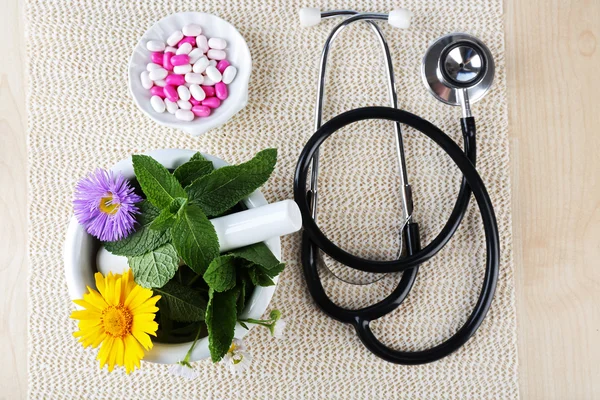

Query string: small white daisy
271 318 286 339
169 362 200 380
222 339 253 375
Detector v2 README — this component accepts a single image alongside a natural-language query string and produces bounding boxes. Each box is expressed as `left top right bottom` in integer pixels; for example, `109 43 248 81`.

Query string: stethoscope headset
293 8 500 364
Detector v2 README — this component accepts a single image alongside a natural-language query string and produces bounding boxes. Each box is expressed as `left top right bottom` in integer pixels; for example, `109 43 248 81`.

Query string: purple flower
73 169 143 242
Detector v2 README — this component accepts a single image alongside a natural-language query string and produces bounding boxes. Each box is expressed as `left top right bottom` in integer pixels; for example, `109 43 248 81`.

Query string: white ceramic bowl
128 13 252 136
64 149 279 364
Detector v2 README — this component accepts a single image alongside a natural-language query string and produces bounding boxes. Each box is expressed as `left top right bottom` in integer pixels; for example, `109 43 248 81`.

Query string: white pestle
97 199 302 276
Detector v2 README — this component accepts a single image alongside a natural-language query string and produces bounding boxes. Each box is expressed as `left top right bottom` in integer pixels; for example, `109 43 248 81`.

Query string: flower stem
183 326 203 364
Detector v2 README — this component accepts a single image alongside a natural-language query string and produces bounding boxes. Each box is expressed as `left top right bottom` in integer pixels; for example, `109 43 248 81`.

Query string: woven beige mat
27 0 518 398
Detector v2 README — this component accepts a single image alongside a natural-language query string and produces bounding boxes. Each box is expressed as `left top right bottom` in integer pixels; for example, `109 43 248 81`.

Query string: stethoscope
293 8 500 365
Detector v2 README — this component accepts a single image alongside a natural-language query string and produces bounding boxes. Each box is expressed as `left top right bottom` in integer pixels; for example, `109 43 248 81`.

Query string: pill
164 85 179 102
150 95 166 112
171 54 190 66
201 85 216 97
222 65 237 84
189 97 201 105
150 86 165 98
182 24 202 36
148 67 168 81
173 64 192 75
154 79 167 87
192 56 210 73
165 46 177 53
215 82 228 100
189 84 206 101
151 52 163 64
207 49 226 60
208 37 227 50
176 42 192 56
167 30 184 47
196 35 209 53
202 96 221 108
177 85 191 101
146 40 165 52
202 76 216 86
166 74 185 86
175 109 194 121
185 72 204 85
188 48 204 64
163 52 174 71
205 66 222 82
191 105 211 117
140 71 153 89
209 59 217 67
177 100 192 110
165 98 179 114
216 60 230 73
178 36 197 47
147 62 162 71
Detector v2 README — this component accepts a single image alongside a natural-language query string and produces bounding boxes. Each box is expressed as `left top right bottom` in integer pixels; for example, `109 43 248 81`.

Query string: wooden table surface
1 0 598 398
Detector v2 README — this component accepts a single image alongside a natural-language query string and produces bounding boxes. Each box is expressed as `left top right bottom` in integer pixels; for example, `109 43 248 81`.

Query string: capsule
207 49 226 60
176 42 193 55
196 35 209 53
192 56 210 73
201 85 216 97
177 36 197 47
202 96 221 109
166 30 184 47
173 64 192 75
151 52 163 64
175 109 194 121
177 85 191 101
182 24 202 36
150 86 165 98
171 54 190 66
165 98 179 114
191 105 211 117
150 95 166 113
188 48 204 64
163 52 174 71
166 74 185 86
189 84 206 101
146 40 165 52
208 37 227 50
222 65 237 84
177 99 192 110
163 85 179 102
215 82 228 100
216 60 230 73
140 71 153 89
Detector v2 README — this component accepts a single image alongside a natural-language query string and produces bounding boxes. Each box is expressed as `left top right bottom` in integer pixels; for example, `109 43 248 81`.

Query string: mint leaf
149 207 176 231
247 267 275 287
230 242 281 271
171 204 219 275
169 197 188 214
206 288 239 362
174 160 214 188
237 277 248 314
185 149 277 217
190 152 209 162
258 262 285 278
132 154 187 209
104 200 170 256
155 280 207 322
128 243 179 288
203 255 237 292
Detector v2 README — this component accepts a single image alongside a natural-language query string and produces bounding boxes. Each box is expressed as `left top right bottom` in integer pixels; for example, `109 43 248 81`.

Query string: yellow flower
70 269 161 374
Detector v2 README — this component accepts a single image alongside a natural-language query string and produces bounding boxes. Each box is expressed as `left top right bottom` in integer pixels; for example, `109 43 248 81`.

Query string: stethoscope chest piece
422 33 495 106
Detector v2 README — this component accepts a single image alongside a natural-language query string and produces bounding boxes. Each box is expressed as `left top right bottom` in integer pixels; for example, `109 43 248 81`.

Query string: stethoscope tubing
294 106 499 364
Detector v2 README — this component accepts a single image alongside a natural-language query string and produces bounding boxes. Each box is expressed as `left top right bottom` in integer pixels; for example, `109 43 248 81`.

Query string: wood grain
1 0 599 398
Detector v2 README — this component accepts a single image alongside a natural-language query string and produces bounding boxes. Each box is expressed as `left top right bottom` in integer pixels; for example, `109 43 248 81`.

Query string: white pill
167 30 184 47
177 100 192 110
140 71 153 89
182 24 202 36
209 59 217 67
165 45 177 53
192 56 209 73
189 84 206 101
185 72 204 85
177 85 191 101
202 75 216 86
207 49 226 60
165 98 179 114
205 66 222 82
148 67 168 81
176 42 193 55
222 65 237 84
146 40 165 52
208 37 227 50
188 48 204 64
173 64 192 75
147 62 162 71
176 109 194 122
154 79 167 87
196 35 209 53
150 95 166 113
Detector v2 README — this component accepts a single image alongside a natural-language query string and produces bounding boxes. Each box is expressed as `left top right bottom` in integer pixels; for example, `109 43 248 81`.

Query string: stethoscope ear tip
388 8 412 29
299 8 322 27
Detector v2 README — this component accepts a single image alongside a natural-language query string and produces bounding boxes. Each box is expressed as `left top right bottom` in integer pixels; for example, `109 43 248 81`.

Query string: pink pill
151 52 164 64
165 74 185 86
150 86 165 98
201 85 216 97
216 60 230 73
202 96 221 109
178 36 197 47
215 82 228 100
170 54 190 66
164 85 179 102
191 105 211 117
189 98 201 105
163 52 174 71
